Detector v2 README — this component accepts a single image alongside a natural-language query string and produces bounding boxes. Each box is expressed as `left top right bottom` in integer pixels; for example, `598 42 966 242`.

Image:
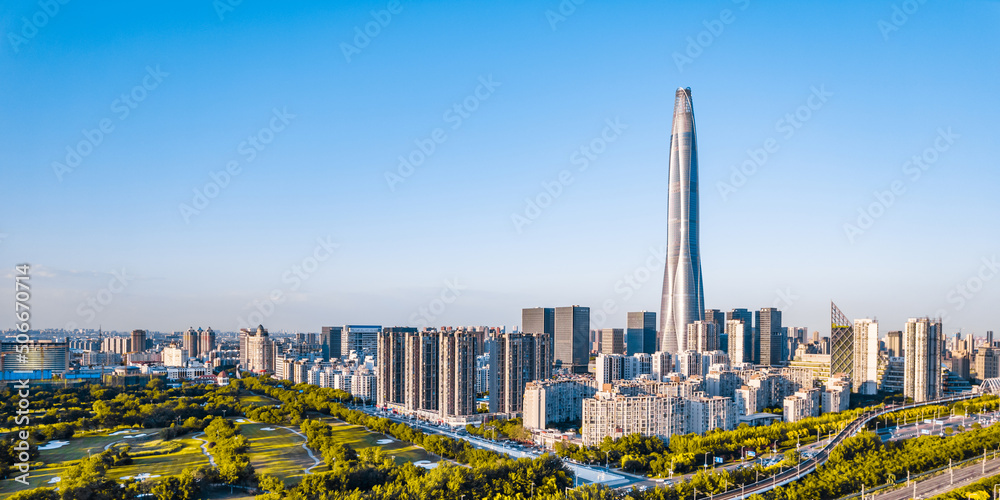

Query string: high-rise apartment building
183 328 199 359
554 306 589 373
686 320 718 353
523 379 597 430
660 87 705 355
240 325 274 373
727 320 752 365
376 327 414 408
704 309 725 349
626 311 657 355
651 351 673 381
439 330 477 417
490 332 551 414
405 330 439 412
975 348 1000 380
199 327 216 355
130 329 147 353
852 319 879 395
903 317 942 403
756 308 783 366
886 330 903 358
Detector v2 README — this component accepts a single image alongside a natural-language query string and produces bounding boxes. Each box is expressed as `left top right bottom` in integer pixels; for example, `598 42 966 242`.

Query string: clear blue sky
2 1 999 337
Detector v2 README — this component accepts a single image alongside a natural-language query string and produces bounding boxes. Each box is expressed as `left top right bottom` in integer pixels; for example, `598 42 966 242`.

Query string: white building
651 351 673 381
162 346 188 367
853 319 879 395
523 378 597 430
685 395 737 435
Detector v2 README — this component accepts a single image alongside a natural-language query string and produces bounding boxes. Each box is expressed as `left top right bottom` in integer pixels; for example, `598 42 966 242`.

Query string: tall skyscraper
830 302 854 380
686 320 718 353
705 309 726 354
727 319 752 365
241 325 274 373
490 332 551 413
321 326 343 360
755 308 783 366
199 327 216 355
522 307 555 337
376 327 414 408
904 317 942 402
130 329 147 353
439 330 477 417
886 330 903 358
554 306 590 373
852 319 879 395
341 325 381 358
601 328 625 355
659 87 705 355
626 311 657 355
404 330 439 412
183 328 199 359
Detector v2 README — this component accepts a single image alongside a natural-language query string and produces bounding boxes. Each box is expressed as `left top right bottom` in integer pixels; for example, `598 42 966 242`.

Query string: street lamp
739 483 745 500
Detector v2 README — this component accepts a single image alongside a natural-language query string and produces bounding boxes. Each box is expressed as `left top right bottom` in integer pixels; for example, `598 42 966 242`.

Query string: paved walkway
192 432 218 466
281 425 323 474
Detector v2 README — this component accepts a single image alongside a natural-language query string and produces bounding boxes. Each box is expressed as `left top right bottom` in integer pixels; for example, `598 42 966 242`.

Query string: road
871 454 1000 500
357 406 648 488
708 393 980 500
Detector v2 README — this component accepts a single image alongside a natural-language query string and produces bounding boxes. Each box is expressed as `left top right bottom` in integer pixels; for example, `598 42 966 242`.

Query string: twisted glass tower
659 87 704 354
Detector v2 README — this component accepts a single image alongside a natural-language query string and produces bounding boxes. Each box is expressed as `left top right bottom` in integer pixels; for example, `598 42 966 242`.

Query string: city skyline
3 1 1000 336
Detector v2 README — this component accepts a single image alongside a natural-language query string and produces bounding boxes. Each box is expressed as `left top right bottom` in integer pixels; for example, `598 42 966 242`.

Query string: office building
554 306 590 373
626 311 657 355
0 340 69 374
321 326 343 360
342 325 381 358
659 87 705 355
853 319 879 395
601 328 625 355
439 330 477 417
756 308 783 365
830 302 854 381
903 317 942 402
522 307 555 338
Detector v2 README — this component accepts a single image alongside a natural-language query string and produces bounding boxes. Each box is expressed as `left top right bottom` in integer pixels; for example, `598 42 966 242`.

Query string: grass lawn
314 418 440 468
239 422 316 485
239 394 279 407
0 432 203 500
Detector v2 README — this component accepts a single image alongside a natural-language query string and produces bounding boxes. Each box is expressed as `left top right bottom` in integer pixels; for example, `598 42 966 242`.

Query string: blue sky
2 0 999 337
